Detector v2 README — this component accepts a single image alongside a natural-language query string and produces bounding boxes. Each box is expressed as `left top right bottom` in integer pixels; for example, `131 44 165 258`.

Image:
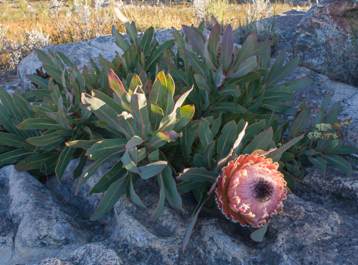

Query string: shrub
0 21 356 245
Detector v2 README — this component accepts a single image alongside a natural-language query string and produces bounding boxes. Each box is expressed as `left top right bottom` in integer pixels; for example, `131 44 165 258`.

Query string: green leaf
0 149 33 167
125 21 138 45
126 135 144 149
15 152 58 172
159 86 194 131
150 71 175 115
91 175 129 220
290 107 310 137
137 161 168 180
131 92 152 138
91 162 125 194
55 147 76 178
178 167 216 194
153 174 166 219
82 93 135 138
182 196 207 251
323 155 352 176
329 145 358 155
112 26 130 51
216 121 238 160
140 26 154 51
182 25 205 55
267 57 299 86
198 119 213 147
175 105 195 131
210 102 247 114
207 22 220 67
29 75 49 90
229 56 257 78
221 25 234 71
218 121 248 167
268 135 304 161
162 167 182 210
26 131 67 147
250 223 268 242
181 125 197 159
148 150 159 162
120 151 139 173
87 138 126 160
128 74 143 92
307 156 327 174
146 40 175 70
74 153 87 178
82 153 117 180
243 127 275 154
108 69 130 111
17 118 65 130
0 132 30 148
128 175 146 208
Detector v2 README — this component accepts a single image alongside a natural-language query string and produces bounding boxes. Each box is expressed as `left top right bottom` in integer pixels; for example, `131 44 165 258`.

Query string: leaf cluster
0 20 356 226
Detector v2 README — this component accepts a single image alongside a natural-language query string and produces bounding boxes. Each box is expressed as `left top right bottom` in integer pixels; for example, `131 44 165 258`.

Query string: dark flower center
253 179 273 202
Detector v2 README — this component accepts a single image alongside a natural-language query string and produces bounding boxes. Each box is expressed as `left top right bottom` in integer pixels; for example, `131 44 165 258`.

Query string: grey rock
236 10 305 58
301 67 358 146
46 159 110 217
0 70 20 92
5 19 358 265
105 181 358 265
109 193 250 265
0 161 358 265
0 169 13 265
17 29 174 90
36 258 73 265
270 10 306 56
293 0 358 85
285 0 319 5
329 78 358 146
196 220 250 265
0 164 118 265
0 202 14 264
302 169 358 203
31 243 122 265
17 36 121 90
263 193 358 265
0 166 92 265
109 193 187 265
67 243 122 265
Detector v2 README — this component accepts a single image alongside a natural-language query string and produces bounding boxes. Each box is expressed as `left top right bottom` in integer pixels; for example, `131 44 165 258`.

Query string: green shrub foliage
0 21 356 241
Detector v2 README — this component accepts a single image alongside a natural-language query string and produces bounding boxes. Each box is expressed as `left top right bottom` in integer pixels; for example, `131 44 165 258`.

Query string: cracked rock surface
0 159 357 265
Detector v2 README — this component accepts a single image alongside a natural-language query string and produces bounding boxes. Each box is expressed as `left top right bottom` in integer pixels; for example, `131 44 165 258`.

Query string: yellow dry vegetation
0 0 308 70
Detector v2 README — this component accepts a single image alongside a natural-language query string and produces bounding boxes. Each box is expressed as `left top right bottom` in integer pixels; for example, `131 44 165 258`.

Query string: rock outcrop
0 162 357 265
1 1 356 264
16 29 173 90
293 0 358 85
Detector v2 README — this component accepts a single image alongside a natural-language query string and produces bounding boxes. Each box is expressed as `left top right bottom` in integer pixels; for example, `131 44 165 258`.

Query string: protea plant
0 20 355 250
80 70 194 219
215 150 287 228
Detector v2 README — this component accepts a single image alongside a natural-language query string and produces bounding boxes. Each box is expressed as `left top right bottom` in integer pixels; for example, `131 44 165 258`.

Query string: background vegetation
0 0 308 72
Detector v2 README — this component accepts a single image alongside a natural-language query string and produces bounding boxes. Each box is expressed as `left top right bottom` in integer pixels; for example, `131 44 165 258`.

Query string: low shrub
0 21 356 245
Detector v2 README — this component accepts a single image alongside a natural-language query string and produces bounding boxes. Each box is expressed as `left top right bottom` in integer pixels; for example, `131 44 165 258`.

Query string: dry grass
0 0 309 72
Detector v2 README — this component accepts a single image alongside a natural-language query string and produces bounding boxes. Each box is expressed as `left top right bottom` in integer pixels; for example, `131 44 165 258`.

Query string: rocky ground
0 1 357 264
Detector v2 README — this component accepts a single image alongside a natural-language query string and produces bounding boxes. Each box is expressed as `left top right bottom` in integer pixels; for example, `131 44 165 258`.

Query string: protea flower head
215 150 287 228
